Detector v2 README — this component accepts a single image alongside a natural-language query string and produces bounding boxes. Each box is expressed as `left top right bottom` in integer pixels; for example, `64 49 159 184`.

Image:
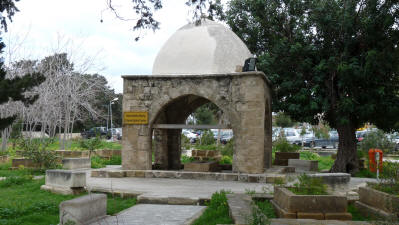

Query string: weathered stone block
288 159 318 171
358 186 399 214
184 161 220 172
11 158 39 169
137 195 169 204
223 173 238 181
297 212 324 220
45 169 86 188
324 212 353 220
62 158 91 170
107 170 126 178
168 197 198 205
248 175 259 183
91 170 107 178
272 187 349 220
59 193 107 225
308 173 350 186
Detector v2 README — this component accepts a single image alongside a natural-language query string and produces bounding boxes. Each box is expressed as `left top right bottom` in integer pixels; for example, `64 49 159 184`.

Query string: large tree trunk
330 123 358 174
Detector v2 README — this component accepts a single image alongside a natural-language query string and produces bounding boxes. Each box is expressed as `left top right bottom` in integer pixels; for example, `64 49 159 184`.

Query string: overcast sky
4 0 198 93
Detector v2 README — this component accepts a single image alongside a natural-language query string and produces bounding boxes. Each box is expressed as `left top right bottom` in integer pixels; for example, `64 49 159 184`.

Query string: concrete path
89 204 206 225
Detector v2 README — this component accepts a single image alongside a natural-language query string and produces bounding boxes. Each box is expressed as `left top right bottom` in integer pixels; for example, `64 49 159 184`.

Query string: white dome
152 19 252 75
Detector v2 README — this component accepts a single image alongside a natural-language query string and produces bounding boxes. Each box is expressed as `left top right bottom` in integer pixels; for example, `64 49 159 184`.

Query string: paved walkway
89 204 206 225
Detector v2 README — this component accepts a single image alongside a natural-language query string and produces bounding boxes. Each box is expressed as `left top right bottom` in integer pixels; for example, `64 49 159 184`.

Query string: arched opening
150 94 234 171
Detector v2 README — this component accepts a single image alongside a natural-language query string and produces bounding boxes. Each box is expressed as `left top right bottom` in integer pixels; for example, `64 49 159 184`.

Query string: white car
182 130 198 141
282 128 301 144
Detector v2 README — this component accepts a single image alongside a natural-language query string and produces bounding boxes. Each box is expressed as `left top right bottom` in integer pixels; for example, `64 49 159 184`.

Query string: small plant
219 155 232 164
79 136 102 157
245 188 256 195
272 136 300 153
289 174 328 195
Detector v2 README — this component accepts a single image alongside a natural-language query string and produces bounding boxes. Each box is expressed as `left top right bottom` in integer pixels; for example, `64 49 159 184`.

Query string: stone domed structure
152 19 252 75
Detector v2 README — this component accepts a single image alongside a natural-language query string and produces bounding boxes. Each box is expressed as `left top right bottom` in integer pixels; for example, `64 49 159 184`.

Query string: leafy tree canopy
226 0 399 173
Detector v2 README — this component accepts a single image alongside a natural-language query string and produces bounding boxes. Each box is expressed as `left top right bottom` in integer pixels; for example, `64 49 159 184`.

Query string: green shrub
79 136 102 156
289 174 328 195
19 139 58 169
251 200 276 225
359 130 396 154
368 161 399 195
221 138 234 157
181 134 191 150
198 130 216 146
181 155 195 164
273 137 300 153
91 155 121 169
192 190 233 225
219 155 232 165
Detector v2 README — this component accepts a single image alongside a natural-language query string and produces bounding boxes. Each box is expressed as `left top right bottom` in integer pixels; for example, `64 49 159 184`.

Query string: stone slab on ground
62 158 91 170
308 173 350 185
288 159 318 171
60 193 107 225
87 176 273 199
226 194 253 225
41 169 86 195
88 204 206 225
269 219 371 225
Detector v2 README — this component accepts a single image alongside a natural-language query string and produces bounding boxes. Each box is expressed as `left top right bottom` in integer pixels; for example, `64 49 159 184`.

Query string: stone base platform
91 169 286 184
40 185 85 195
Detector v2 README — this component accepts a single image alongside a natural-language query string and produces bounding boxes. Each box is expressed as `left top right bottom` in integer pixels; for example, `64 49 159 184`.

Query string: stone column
167 129 182 170
154 128 169 169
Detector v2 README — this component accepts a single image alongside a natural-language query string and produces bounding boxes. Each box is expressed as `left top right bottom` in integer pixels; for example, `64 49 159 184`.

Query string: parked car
314 130 339 148
81 127 107 139
107 128 122 140
220 131 234 144
282 128 302 145
182 129 198 143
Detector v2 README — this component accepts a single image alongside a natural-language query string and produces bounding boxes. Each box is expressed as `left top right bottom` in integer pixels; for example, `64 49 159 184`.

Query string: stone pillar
232 76 266 174
122 125 152 170
154 129 169 169
167 129 182 170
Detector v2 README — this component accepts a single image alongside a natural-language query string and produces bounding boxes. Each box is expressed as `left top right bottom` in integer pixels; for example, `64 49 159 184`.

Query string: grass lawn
192 191 232 225
0 162 44 178
0 177 136 225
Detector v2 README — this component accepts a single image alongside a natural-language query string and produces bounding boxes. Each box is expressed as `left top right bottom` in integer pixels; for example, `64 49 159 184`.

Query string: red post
368 149 383 172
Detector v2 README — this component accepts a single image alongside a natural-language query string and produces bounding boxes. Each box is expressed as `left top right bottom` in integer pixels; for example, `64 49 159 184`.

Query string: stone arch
149 94 236 170
121 73 272 174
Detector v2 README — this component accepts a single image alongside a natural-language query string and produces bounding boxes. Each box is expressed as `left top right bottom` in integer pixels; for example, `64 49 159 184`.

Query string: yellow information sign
124 112 148 125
